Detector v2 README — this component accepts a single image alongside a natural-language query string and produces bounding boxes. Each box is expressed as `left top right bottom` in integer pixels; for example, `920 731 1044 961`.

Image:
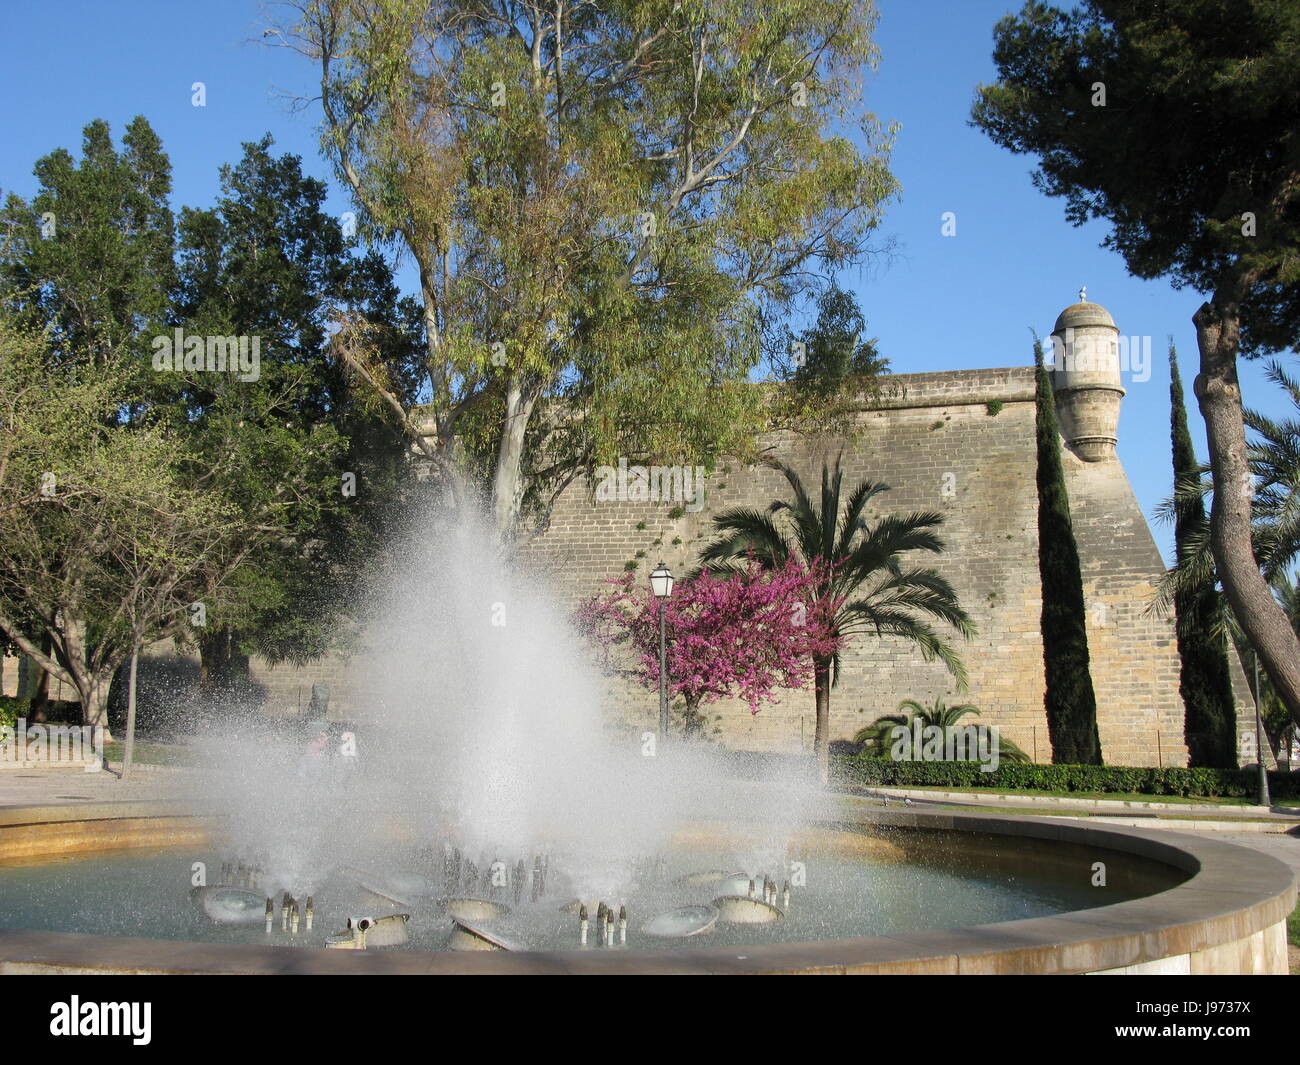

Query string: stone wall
510 366 1255 766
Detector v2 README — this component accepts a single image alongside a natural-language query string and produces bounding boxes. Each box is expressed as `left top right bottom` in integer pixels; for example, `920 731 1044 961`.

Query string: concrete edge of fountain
0 801 1294 975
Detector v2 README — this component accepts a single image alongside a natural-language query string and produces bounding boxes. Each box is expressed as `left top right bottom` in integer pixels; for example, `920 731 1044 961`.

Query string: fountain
0 502 1294 973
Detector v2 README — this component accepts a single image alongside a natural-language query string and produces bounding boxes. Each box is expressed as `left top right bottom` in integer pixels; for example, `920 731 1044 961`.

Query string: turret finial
1079 285 1087 303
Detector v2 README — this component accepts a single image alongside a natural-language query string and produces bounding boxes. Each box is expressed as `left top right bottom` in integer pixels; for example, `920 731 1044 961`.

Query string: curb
862 785 1299 818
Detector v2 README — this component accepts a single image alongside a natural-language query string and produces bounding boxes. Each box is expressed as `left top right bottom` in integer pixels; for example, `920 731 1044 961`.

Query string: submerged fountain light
192 885 267 925
711 894 784 924
439 896 512 922
642 905 718 938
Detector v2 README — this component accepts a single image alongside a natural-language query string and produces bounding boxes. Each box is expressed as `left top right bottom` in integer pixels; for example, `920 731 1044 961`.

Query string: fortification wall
95 365 1254 768
512 366 1254 766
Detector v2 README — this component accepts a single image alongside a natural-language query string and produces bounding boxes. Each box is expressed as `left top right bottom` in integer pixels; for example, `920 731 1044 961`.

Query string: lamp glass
649 563 674 598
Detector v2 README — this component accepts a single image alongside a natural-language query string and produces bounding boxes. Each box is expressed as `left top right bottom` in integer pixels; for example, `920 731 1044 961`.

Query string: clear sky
2 0 1293 565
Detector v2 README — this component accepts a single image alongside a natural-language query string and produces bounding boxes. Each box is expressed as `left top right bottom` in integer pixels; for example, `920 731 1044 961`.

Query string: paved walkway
0 764 188 808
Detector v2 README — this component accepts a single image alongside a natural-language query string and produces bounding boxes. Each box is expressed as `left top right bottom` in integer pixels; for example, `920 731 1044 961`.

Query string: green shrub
0 696 31 730
833 756 1300 800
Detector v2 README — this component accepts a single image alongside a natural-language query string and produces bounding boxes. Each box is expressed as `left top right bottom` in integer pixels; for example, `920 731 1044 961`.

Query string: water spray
305 896 314 932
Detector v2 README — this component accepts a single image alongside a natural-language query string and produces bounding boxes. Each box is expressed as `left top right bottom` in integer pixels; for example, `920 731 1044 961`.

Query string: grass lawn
101 740 198 768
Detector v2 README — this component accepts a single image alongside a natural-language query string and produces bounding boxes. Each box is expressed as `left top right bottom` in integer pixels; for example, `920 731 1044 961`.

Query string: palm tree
1155 357 1300 615
853 697 1030 763
698 455 975 784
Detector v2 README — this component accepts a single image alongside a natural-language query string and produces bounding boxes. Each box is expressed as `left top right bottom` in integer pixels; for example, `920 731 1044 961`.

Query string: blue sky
2 0 1293 564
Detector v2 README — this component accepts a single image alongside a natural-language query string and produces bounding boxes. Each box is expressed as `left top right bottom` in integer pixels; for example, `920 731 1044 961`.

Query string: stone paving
0 764 187 808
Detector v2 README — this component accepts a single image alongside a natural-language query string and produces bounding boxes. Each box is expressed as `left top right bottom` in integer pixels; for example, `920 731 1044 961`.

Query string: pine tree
1168 345 1237 767
1033 339 1102 764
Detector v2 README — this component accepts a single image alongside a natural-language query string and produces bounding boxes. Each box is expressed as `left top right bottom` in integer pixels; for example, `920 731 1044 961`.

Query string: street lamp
650 563 674 741
1254 654 1272 807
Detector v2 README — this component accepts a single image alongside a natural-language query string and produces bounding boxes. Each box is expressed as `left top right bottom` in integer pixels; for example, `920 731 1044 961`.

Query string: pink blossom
574 557 843 714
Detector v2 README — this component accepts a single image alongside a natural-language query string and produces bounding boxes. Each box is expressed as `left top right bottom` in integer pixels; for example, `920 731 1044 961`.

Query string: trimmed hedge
833 756 1300 800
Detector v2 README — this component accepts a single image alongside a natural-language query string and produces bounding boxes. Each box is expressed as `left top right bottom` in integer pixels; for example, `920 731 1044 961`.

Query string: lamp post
649 563 674 742
1254 654 1271 807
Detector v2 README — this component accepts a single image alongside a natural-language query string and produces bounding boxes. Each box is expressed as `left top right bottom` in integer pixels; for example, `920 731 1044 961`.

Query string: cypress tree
1033 338 1102 764
1168 345 1238 767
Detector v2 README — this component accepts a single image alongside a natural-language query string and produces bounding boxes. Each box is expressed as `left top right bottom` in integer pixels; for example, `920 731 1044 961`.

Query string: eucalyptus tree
699 456 974 783
277 0 899 540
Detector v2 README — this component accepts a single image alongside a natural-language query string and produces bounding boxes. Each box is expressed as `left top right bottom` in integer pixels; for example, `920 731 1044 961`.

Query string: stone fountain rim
0 799 1294 975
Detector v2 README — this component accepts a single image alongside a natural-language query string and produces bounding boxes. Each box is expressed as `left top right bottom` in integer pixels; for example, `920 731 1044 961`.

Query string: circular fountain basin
0 800 1293 974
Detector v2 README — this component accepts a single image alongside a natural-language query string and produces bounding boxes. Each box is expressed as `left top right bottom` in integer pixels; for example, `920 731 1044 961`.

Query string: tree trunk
813 656 831 786
199 627 250 702
491 377 537 542
1193 300 1300 721
122 647 139 781
30 634 53 717
78 680 113 742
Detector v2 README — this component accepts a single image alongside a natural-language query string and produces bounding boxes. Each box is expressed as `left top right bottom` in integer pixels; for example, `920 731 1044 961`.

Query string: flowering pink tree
575 558 842 736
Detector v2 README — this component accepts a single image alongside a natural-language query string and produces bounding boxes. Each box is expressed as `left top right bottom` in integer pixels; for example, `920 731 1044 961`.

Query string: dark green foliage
853 697 1031 763
0 696 30 729
1033 339 1102 763
780 283 890 394
167 136 421 682
971 0 1300 356
1168 347 1238 767
834 755 1300 800
0 117 175 383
